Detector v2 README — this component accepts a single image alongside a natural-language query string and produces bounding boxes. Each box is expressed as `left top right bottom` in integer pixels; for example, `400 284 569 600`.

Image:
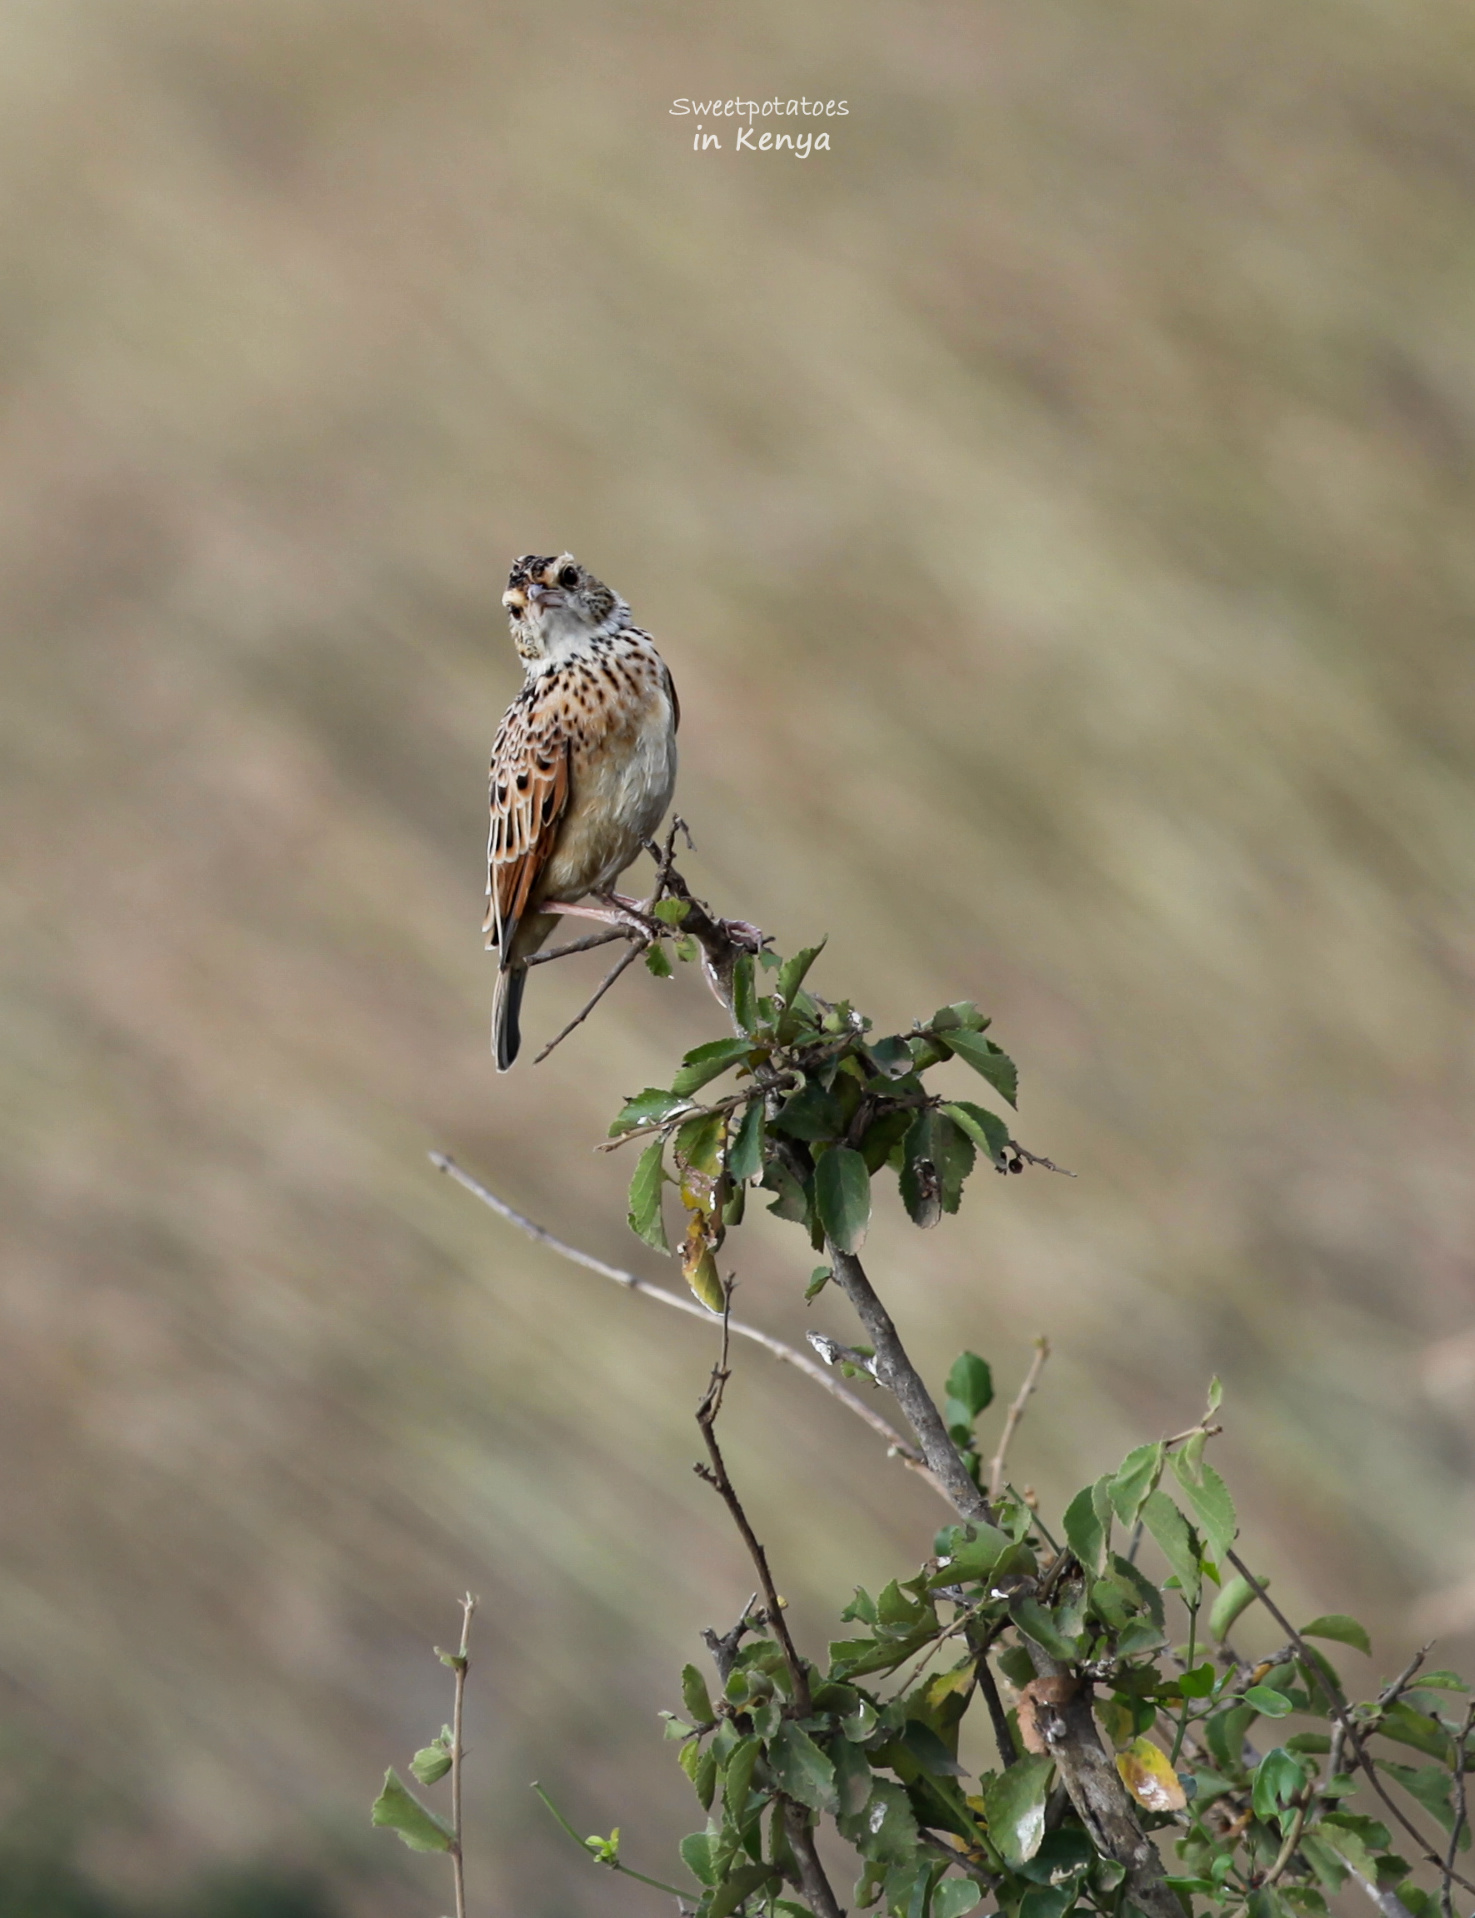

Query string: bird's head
502 553 626 665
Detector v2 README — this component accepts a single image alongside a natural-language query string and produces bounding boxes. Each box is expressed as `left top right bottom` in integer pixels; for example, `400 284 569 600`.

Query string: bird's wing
483 685 572 964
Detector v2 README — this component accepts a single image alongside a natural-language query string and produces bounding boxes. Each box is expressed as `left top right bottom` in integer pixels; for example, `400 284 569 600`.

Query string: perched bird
484 552 679 1070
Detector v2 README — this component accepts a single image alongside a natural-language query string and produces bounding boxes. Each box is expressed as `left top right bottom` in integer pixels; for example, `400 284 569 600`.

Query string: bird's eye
557 565 579 590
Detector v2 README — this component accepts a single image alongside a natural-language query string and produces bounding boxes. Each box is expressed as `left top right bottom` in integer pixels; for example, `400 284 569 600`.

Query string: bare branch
448 1594 475 1918
533 940 647 1064
430 1154 947 1500
988 1337 1050 1498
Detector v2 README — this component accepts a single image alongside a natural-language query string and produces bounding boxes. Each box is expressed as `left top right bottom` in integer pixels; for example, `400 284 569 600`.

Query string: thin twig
524 928 631 967
449 1593 475 1918
430 1154 947 1499
533 940 646 1064
988 1338 1051 1497
1225 1549 1475 1898
1441 1701 1475 1918
978 1649 1019 1767
693 1296 845 1918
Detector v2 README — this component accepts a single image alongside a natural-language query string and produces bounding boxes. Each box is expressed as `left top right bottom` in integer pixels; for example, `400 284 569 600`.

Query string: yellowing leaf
1115 1738 1187 1812
681 1220 725 1312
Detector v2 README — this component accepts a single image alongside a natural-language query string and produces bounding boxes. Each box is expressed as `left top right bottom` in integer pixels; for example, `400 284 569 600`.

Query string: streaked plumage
484 552 679 1069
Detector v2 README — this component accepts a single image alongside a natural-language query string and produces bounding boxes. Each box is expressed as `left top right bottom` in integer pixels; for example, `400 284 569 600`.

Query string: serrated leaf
1171 1453 1238 1567
1109 1443 1163 1528
652 896 690 925
1141 1489 1201 1602
680 1831 718 1886
831 1735 872 1818
727 1098 765 1183
370 1770 453 1852
409 1743 452 1786
681 1664 714 1725
710 1863 781 1918
843 1778 918 1864
772 1077 843 1142
644 941 673 977
768 1721 837 1813
1210 1573 1261 1642
776 943 825 1008
946 1352 994 1421
815 1146 871 1254
761 1157 809 1222
609 1087 689 1136
722 1734 761 1820
943 1100 1011 1165
1063 1484 1106 1576
983 1754 1054 1866
899 1111 944 1229
1301 1614 1371 1656
941 1028 1018 1107
863 1035 915 1080
1116 1738 1187 1812
627 1140 670 1253
933 1113 976 1211
672 1038 754 1097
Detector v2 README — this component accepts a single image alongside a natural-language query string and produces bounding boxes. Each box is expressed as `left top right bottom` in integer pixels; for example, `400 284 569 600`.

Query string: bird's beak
526 582 567 611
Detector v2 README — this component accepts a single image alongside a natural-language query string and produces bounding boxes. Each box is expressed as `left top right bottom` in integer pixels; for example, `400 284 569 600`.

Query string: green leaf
946 1352 994 1421
370 1770 453 1852
672 1037 755 1097
1210 1573 1261 1642
1141 1489 1201 1603
1253 1748 1306 1822
1012 1597 1081 1661
680 1831 719 1887
644 941 673 977
940 1028 1018 1107
1301 1614 1371 1657
409 1743 451 1786
681 1664 714 1725
1378 1763 1460 1833
772 1077 844 1142
899 1113 944 1229
1171 1454 1238 1568
831 1736 872 1818
943 1100 1011 1165
863 1035 915 1080
933 1881 984 1917
727 1097 766 1183
1379 1702 1451 1762
627 1140 670 1253
1063 1485 1106 1576
652 896 690 926
804 1265 832 1301
768 1722 837 1813
930 1523 1014 1584
761 1157 809 1222
815 1146 871 1254
710 1864 780 1918
679 1740 717 1808
1109 1443 1163 1528
933 1113 976 1211
983 1754 1054 1867
1178 1663 1218 1699
609 1087 689 1136
841 1778 918 1864
1245 1685 1294 1718
776 942 825 1008
722 1734 761 1820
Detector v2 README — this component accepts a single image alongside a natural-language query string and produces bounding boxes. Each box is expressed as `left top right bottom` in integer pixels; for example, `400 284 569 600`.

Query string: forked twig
988 1337 1050 1497
429 1154 947 1500
532 941 646 1064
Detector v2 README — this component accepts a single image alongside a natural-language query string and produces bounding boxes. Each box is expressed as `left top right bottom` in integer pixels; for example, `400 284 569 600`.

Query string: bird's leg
544 897 659 941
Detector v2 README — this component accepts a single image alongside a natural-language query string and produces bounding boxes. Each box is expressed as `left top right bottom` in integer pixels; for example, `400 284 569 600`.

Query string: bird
484 552 680 1070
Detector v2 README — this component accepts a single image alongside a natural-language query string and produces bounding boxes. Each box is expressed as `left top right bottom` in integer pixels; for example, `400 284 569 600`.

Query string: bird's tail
492 961 527 1072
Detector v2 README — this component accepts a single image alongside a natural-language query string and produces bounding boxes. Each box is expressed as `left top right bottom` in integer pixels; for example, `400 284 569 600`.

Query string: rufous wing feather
483 697 572 965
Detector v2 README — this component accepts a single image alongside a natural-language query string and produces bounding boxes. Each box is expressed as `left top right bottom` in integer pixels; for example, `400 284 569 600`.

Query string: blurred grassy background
2 0 1474 1910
